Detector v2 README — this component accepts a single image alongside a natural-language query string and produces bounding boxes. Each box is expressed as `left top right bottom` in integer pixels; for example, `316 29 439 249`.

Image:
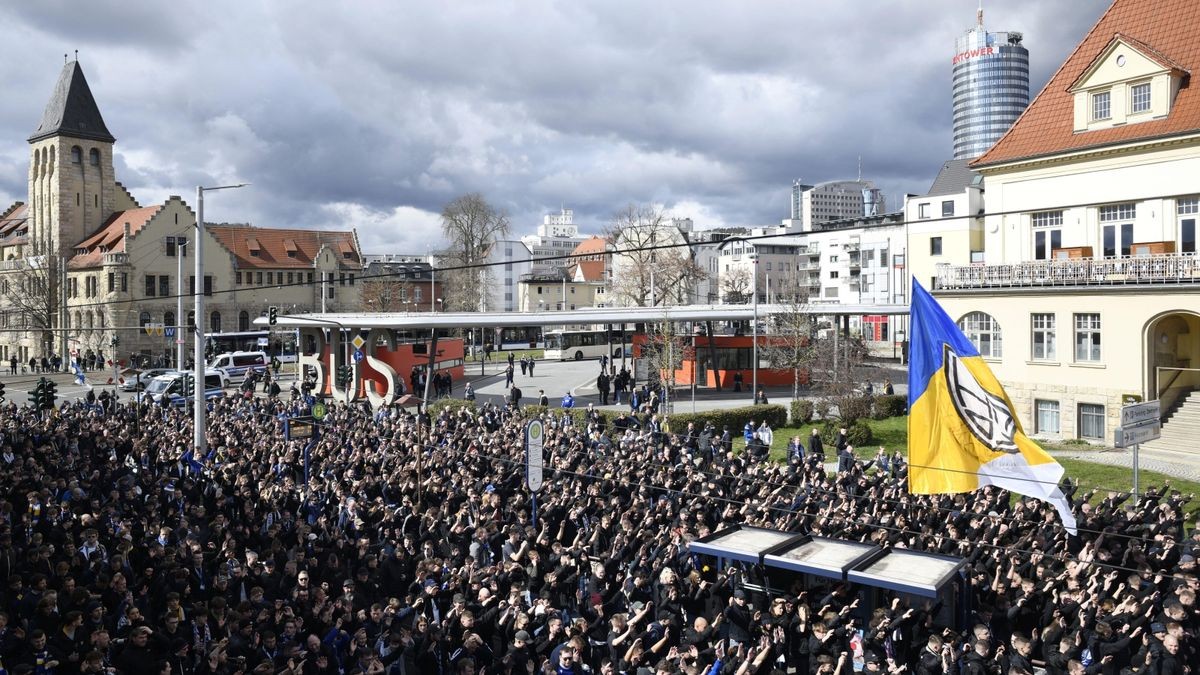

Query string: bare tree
807 321 870 421
760 278 816 405
720 266 752 304
359 276 414 312
439 193 510 312
640 315 689 413
0 239 63 360
606 204 705 307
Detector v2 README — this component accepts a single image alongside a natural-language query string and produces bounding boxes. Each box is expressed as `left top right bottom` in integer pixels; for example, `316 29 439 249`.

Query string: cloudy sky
0 1 1108 252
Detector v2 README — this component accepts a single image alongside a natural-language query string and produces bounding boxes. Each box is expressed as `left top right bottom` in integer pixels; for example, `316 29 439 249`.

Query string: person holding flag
907 279 1078 535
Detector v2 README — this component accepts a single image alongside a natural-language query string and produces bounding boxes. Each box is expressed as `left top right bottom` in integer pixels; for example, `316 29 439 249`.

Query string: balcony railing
0 259 27 271
935 252 1200 290
104 253 129 266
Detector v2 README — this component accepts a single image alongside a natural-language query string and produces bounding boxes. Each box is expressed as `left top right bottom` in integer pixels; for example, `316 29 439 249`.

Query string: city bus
543 329 624 361
206 330 299 363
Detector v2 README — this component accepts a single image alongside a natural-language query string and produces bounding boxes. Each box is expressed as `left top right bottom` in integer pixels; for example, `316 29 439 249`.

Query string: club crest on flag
943 344 1018 454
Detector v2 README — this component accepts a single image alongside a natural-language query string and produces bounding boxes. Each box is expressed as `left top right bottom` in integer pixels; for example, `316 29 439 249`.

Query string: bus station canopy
689 526 964 596
255 303 911 331
762 535 881 580
688 526 803 564
847 548 966 598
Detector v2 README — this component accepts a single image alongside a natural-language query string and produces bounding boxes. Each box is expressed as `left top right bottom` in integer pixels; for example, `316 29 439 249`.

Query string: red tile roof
571 236 607 257
571 260 606 283
208 225 361 269
0 203 28 242
974 0 1200 168
67 205 163 267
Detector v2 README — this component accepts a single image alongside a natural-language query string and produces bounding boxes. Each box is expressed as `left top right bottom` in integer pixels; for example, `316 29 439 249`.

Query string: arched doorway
1144 311 1200 411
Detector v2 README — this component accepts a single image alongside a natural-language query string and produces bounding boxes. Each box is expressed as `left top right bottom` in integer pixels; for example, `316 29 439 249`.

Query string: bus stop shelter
689 526 967 628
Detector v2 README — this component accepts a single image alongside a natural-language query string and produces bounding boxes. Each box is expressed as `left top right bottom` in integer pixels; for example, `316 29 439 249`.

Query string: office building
952 7 1030 159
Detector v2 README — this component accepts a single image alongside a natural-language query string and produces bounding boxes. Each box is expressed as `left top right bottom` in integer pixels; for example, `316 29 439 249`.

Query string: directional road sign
353 349 364 363
1120 400 1160 427
1114 421 1161 448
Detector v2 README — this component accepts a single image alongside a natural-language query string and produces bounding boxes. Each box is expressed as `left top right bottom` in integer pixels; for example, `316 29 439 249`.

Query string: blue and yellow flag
907 279 1077 534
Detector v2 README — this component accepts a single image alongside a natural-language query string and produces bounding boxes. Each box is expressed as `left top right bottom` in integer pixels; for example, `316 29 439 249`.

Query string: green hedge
873 395 907 420
665 404 788 433
818 418 874 448
835 395 873 425
429 398 476 415
790 399 814 425
847 419 874 447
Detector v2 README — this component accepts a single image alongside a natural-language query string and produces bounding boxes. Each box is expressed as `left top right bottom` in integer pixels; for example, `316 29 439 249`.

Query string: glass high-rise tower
952 8 1029 159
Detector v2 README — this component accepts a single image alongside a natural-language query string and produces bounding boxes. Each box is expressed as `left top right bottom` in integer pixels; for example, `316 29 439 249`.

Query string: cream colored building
933 0 1200 451
517 236 608 311
1 59 363 369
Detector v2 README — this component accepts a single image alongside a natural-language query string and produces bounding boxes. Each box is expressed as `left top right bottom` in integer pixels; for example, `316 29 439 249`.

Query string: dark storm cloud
0 1 1108 250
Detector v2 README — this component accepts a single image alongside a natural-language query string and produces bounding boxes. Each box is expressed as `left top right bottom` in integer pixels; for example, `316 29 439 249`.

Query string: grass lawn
465 348 545 363
739 417 907 463
1057 458 1200 520
735 416 1200 520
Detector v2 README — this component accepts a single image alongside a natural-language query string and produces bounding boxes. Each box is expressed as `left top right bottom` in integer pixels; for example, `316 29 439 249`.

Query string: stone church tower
26 60 130 255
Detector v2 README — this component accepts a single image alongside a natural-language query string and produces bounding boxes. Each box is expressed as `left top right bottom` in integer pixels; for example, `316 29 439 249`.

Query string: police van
137 370 227 406
209 351 268 384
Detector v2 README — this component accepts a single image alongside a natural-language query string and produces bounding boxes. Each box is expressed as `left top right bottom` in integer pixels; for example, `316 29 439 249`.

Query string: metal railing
1157 366 1200 419
935 252 1200 290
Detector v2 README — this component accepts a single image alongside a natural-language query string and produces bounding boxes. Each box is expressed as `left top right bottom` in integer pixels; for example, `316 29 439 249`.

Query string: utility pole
752 253 759 401
194 183 248 458
194 186 206 455
176 238 186 369
59 255 68 370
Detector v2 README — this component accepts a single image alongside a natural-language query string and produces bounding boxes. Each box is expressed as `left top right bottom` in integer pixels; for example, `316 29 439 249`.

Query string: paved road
1048 447 1200 482
12 360 1198 483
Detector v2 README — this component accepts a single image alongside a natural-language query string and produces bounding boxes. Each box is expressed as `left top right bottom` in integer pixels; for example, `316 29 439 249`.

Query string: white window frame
958 311 1003 359
1078 403 1105 440
1031 313 1056 361
1073 313 1102 363
1035 399 1061 435
1179 197 1198 254
1032 211 1063 260
1092 90 1111 121
1129 81 1151 114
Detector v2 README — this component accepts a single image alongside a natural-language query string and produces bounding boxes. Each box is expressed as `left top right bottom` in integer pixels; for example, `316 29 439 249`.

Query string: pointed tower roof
28 60 116 144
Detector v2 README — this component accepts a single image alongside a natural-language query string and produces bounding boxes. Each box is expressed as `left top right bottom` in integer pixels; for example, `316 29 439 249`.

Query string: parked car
120 368 175 392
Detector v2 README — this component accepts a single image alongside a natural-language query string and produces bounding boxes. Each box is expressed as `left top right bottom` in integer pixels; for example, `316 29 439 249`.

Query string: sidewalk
1047 446 1200 482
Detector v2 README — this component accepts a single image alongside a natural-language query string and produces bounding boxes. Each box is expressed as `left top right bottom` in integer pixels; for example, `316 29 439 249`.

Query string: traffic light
268 306 278 326
110 334 120 348
336 365 352 387
41 380 57 410
28 379 41 408
182 373 195 397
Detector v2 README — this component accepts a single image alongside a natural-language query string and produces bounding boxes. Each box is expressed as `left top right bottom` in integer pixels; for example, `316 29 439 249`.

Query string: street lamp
194 183 248 457
751 252 759 402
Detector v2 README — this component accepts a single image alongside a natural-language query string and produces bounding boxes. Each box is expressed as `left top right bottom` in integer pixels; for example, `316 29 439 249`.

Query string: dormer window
1092 91 1111 121
1130 82 1151 114
1070 34 1185 133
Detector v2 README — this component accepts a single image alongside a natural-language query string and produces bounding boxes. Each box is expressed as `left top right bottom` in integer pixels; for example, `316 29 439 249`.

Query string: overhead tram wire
45 187 1200 316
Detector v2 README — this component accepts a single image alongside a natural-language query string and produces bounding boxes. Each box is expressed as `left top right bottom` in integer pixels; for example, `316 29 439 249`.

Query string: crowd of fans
0 392 1195 675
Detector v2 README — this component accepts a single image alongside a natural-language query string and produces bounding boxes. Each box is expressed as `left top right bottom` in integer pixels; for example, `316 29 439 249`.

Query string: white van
209 351 268 383
137 370 227 406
